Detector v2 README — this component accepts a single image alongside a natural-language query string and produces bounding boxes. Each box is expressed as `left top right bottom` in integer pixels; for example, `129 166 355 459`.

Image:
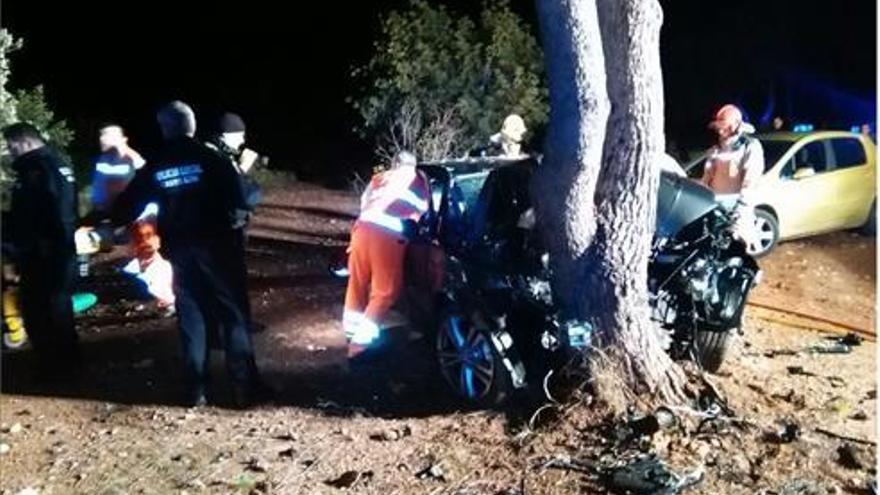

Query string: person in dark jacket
205 112 262 209
3 123 80 377
205 112 264 335
111 101 265 408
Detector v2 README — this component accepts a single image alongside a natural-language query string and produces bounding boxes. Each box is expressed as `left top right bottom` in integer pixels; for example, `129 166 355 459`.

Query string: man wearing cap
112 101 267 408
700 104 765 247
205 112 265 336
342 150 430 358
3 123 81 378
206 112 262 210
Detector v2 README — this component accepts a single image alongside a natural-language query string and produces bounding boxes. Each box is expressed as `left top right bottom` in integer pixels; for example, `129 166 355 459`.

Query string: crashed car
337 157 760 406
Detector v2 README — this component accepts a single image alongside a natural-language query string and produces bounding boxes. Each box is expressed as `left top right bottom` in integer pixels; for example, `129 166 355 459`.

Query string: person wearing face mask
206 113 262 208
205 112 265 335
700 104 765 246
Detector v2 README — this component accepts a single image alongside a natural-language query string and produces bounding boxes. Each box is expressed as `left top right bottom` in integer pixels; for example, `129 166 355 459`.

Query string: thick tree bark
588 0 684 400
532 0 609 316
535 0 686 406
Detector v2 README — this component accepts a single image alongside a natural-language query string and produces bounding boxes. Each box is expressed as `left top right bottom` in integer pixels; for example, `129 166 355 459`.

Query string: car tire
860 201 876 236
749 209 779 257
436 308 514 407
694 328 732 373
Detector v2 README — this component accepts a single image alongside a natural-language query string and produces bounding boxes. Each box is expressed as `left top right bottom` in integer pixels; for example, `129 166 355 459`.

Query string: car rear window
830 138 867 170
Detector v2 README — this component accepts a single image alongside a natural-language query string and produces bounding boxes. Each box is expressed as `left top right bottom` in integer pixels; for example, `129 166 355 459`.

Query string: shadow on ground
1 238 475 420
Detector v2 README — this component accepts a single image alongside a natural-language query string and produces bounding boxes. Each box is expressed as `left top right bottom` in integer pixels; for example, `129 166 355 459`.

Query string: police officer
3 123 80 378
112 101 264 407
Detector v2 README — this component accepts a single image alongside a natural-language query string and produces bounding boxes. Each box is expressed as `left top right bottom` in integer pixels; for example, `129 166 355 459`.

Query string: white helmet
500 114 527 143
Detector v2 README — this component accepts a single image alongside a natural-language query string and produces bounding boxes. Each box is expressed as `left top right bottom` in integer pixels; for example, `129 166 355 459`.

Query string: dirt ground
0 181 876 495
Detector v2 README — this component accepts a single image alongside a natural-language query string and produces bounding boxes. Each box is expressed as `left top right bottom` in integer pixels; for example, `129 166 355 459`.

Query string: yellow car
747 131 876 255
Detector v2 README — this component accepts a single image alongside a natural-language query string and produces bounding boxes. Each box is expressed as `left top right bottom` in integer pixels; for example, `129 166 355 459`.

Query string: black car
339 157 760 406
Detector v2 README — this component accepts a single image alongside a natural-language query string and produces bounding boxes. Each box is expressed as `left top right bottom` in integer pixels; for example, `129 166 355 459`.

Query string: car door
770 138 837 237
824 136 875 229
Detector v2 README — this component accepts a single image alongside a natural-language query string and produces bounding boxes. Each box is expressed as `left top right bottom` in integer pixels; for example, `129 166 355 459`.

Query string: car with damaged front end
334 156 761 406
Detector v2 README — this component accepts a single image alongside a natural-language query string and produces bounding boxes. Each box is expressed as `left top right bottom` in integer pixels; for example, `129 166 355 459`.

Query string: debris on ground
836 443 865 470
851 410 869 421
602 455 704 495
763 348 800 358
809 342 852 354
787 366 816 377
763 421 801 444
778 479 824 495
369 425 412 442
244 456 270 473
833 333 864 347
619 408 679 442
416 461 447 482
324 470 374 489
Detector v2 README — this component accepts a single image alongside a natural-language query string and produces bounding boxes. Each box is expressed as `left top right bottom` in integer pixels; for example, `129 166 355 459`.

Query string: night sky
4 0 876 180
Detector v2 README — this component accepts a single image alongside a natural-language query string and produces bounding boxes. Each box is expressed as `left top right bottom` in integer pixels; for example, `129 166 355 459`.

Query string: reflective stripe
359 209 404 234
343 309 364 339
350 317 381 345
360 168 429 228
95 162 134 176
398 189 429 211
137 202 159 220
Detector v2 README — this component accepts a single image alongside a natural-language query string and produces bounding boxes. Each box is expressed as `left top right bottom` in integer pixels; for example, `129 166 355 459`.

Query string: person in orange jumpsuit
343 151 430 358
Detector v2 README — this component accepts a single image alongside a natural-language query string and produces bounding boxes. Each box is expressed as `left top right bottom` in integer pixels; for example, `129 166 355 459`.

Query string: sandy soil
1 182 875 495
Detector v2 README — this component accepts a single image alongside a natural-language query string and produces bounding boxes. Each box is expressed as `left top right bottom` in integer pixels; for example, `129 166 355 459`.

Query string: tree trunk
532 0 609 316
535 0 686 407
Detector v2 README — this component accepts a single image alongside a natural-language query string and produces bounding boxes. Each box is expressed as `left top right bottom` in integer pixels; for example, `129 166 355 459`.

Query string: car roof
755 130 866 142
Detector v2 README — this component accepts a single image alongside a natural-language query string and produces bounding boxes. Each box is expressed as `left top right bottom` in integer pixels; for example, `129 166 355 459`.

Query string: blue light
792 124 814 133
851 126 861 133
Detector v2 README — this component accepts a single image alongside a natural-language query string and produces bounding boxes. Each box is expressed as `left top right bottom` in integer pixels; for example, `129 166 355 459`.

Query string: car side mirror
793 167 816 180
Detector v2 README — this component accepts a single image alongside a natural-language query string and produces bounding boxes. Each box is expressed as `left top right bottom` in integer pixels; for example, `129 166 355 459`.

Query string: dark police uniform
112 137 256 404
7 146 80 372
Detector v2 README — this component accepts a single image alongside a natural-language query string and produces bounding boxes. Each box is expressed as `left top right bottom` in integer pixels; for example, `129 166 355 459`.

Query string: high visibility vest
358 167 430 235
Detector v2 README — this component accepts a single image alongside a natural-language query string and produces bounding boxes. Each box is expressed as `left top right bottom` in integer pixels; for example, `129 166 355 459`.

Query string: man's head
218 112 246 151
709 104 745 142
98 124 128 152
156 101 196 139
130 218 161 262
772 116 784 131
391 150 417 169
3 122 46 159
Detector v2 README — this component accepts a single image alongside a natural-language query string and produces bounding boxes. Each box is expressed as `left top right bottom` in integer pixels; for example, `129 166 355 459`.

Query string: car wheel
436 309 513 407
748 209 779 257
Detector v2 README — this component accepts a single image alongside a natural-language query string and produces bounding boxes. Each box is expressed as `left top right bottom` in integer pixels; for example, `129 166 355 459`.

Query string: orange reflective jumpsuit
343 166 430 348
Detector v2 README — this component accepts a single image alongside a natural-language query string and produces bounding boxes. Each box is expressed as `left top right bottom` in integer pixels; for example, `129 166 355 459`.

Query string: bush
350 0 548 162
